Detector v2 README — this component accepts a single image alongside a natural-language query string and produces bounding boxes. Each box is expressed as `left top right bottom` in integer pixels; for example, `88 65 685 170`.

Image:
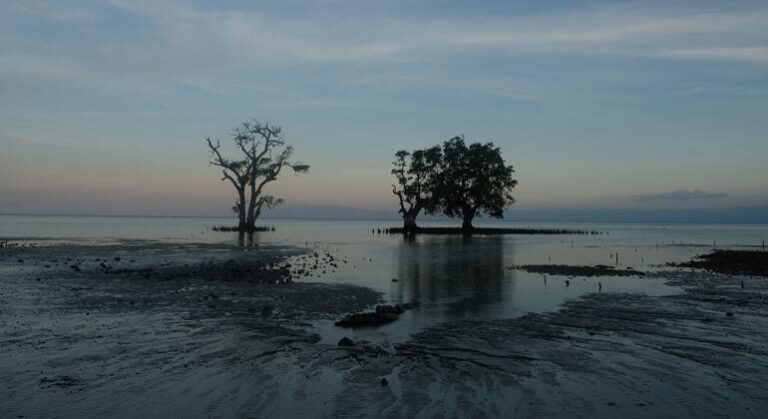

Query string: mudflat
2 243 767 418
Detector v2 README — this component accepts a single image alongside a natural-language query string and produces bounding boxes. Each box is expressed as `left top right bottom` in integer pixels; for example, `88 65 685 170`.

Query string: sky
1 0 767 217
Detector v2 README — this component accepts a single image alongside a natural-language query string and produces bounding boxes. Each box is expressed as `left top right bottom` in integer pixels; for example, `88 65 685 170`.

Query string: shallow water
2 215 767 343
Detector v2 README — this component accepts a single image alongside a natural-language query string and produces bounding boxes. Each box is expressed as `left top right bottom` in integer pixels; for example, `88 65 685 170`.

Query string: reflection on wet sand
237 231 256 247
395 235 512 319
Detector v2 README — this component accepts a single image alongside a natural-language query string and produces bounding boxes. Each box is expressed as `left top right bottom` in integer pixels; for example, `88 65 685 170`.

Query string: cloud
5 0 102 22
97 1 768 71
2 0 767 99
0 54 166 96
658 47 768 64
631 189 729 202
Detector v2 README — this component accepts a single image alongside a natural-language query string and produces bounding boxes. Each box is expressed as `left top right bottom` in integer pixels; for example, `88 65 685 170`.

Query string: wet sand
339 270 768 418
0 242 380 418
2 242 768 418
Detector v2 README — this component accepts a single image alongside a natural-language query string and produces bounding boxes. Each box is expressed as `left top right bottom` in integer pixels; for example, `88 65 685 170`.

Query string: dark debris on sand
335 302 419 328
675 250 768 277
89 258 293 283
512 264 645 277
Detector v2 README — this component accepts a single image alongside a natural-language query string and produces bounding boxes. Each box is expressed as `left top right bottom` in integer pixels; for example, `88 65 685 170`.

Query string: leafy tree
391 145 442 233
206 120 309 231
437 136 517 230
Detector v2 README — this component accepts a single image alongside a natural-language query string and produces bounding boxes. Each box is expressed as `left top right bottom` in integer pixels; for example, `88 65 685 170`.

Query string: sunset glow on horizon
1 0 767 216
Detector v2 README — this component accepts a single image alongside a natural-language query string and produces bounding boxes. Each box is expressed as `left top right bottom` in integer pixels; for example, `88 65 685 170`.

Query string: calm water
2 215 767 343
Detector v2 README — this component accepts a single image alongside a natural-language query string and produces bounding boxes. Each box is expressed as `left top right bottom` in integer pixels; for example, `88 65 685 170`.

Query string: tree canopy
391 136 517 231
437 136 517 229
391 145 442 232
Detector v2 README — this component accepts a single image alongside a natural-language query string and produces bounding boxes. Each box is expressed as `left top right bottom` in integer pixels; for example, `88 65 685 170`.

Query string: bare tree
207 120 309 231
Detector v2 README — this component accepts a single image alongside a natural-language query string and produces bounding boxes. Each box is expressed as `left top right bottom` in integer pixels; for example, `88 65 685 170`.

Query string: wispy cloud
5 0 102 22
658 47 768 64
107 1 768 65
2 1 767 99
631 189 729 202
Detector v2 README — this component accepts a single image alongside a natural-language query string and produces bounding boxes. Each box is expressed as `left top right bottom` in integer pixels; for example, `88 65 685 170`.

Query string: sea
2 214 766 342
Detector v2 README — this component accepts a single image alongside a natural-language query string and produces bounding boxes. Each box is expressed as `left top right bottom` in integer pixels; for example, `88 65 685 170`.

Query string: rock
376 304 404 315
391 278 399 282
335 312 399 328
380 377 388 386
335 302 419 328
338 337 355 347
400 301 420 310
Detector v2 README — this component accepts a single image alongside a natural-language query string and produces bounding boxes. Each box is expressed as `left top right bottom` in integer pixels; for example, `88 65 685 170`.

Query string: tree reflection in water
395 235 513 319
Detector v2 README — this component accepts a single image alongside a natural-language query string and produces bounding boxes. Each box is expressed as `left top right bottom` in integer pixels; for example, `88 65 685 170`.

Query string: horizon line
1 205 767 225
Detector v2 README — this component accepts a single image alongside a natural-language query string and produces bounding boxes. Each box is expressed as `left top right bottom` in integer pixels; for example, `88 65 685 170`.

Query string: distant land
2 205 766 224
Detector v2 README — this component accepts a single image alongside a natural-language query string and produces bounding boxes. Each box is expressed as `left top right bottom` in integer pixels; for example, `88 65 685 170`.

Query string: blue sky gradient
1 0 766 216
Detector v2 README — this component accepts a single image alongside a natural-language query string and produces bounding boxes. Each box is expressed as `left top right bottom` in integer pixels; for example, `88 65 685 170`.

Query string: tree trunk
402 203 423 235
237 188 247 230
246 180 258 229
461 207 476 231
402 213 418 234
